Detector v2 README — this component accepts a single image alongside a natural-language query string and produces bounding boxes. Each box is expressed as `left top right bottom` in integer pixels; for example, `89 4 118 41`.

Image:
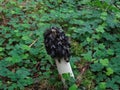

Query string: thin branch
29 38 38 47
1 14 6 25
76 62 91 87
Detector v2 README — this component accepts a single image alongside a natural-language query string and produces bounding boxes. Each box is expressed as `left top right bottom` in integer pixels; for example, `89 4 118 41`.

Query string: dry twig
29 38 38 47
76 62 91 87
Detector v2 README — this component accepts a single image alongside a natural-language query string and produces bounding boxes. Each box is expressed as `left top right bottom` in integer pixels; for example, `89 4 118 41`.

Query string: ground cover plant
0 0 120 90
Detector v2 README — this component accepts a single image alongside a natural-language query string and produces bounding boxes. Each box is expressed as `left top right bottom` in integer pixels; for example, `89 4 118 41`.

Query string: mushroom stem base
55 59 74 87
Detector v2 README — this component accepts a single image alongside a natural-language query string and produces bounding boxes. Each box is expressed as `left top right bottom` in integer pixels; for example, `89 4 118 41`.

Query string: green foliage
0 0 120 89
69 84 78 90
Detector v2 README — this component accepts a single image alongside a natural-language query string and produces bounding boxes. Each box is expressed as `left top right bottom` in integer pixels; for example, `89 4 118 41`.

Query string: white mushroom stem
55 59 74 87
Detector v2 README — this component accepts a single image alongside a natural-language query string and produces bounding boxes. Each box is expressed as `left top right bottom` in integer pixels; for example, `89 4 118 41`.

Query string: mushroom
44 27 74 88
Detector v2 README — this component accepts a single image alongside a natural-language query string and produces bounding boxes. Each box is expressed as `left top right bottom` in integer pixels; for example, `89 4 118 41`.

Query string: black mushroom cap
44 27 70 62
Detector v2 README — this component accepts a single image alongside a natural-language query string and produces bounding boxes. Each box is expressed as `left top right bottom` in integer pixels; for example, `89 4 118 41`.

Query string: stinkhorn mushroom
44 27 74 87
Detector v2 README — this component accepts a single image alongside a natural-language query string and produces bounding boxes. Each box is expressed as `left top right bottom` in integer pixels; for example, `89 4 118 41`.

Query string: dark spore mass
44 27 70 62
